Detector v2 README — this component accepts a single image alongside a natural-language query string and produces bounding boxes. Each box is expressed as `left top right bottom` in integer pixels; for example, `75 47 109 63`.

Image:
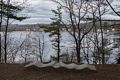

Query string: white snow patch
25 61 96 71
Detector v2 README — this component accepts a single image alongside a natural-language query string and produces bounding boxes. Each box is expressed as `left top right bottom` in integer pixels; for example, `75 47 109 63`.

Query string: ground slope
0 64 120 80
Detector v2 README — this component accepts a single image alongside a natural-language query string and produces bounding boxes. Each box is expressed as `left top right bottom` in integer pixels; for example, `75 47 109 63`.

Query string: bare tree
7 34 25 63
0 0 3 62
51 0 93 63
32 32 46 63
86 0 115 64
19 32 34 64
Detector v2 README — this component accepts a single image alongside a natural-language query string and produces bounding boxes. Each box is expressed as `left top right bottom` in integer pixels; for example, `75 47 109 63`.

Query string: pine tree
45 7 62 62
0 0 26 21
0 0 27 63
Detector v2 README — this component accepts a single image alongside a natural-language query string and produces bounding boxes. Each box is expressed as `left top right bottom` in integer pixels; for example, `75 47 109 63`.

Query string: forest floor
0 63 120 80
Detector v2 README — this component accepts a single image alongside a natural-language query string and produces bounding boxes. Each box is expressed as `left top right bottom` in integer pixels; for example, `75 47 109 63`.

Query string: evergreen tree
0 0 26 21
0 0 27 63
45 7 62 62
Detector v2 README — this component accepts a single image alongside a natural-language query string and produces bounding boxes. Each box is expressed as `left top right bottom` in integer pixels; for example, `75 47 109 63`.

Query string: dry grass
0 63 120 80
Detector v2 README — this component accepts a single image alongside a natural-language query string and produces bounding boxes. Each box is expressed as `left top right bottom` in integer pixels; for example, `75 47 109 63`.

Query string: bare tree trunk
4 0 10 63
93 14 99 64
57 27 60 62
76 44 80 63
98 2 105 64
0 0 3 63
38 37 43 63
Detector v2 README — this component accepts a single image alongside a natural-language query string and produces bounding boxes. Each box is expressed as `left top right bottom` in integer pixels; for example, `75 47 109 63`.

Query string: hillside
0 64 120 80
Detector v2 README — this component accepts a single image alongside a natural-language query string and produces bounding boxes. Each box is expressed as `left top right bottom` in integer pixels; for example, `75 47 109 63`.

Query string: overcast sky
13 0 120 24
13 0 57 24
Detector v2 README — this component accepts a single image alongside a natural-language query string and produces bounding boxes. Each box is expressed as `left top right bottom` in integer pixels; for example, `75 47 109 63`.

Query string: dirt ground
0 63 120 80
